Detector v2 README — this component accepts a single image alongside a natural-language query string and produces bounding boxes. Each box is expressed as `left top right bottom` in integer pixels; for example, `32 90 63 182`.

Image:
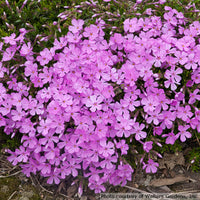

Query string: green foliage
188 147 200 172
0 129 21 151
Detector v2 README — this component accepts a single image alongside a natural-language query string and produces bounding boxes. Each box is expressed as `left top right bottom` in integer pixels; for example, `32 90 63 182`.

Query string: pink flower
20 42 33 56
160 111 176 129
47 100 61 115
123 18 140 33
24 62 38 78
47 168 60 184
85 95 104 112
178 125 191 142
141 95 159 113
116 140 129 155
99 139 114 157
0 62 7 78
132 122 147 141
143 141 153 153
162 132 178 145
189 89 200 104
2 33 16 45
69 19 84 33
36 48 53 66
15 146 30 163
146 109 161 125
153 126 163 136
143 159 159 173
177 105 193 121
88 179 106 194
83 24 99 40
2 47 15 61
11 109 25 121
0 114 6 126
37 118 52 136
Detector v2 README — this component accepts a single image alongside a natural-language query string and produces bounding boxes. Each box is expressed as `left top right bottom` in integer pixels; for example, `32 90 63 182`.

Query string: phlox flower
88 143 100 162
0 101 12 116
2 33 16 45
88 179 106 194
24 61 38 78
177 105 193 121
191 69 200 84
95 123 108 139
39 131 59 149
162 132 178 145
6 149 19 166
39 66 52 84
165 66 183 83
0 62 7 78
66 32 82 43
123 68 139 87
175 38 191 51
0 114 6 126
141 95 159 113
69 19 84 33
37 157 51 175
36 48 53 66
164 11 177 26
143 141 153 153
146 109 161 125
67 136 80 154
189 89 200 104
123 18 140 33
174 51 188 65
111 164 133 186
116 113 134 131
0 83 7 102
15 146 30 163
153 51 166 67
11 109 25 121
46 168 60 184
47 100 61 115
153 126 163 136
100 156 117 169
29 99 44 115
160 111 176 129
85 95 104 112
64 159 81 177
83 24 99 40
109 33 124 50
116 139 129 155
44 147 58 160
177 125 191 142
132 122 147 141
37 118 52 136
20 42 33 56
185 53 198 70
2 47 15 61
53 37 67 50
22 136 37 149
195 110 200 121
21 158 38 177
164 77 178 91
99 139 114 157
143 159 159 173
85 167 102 182
101 85 115 99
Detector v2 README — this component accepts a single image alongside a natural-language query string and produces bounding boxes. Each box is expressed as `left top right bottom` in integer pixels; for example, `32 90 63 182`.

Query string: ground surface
1 151 200 200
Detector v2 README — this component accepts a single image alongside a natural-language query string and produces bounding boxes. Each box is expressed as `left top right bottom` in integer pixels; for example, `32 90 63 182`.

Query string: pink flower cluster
0 6 200 193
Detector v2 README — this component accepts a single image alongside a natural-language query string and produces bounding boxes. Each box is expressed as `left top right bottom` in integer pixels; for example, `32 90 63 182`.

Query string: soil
1 151 200 200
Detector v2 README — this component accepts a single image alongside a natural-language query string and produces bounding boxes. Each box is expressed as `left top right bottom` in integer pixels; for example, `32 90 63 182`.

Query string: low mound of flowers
0 3 200 194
